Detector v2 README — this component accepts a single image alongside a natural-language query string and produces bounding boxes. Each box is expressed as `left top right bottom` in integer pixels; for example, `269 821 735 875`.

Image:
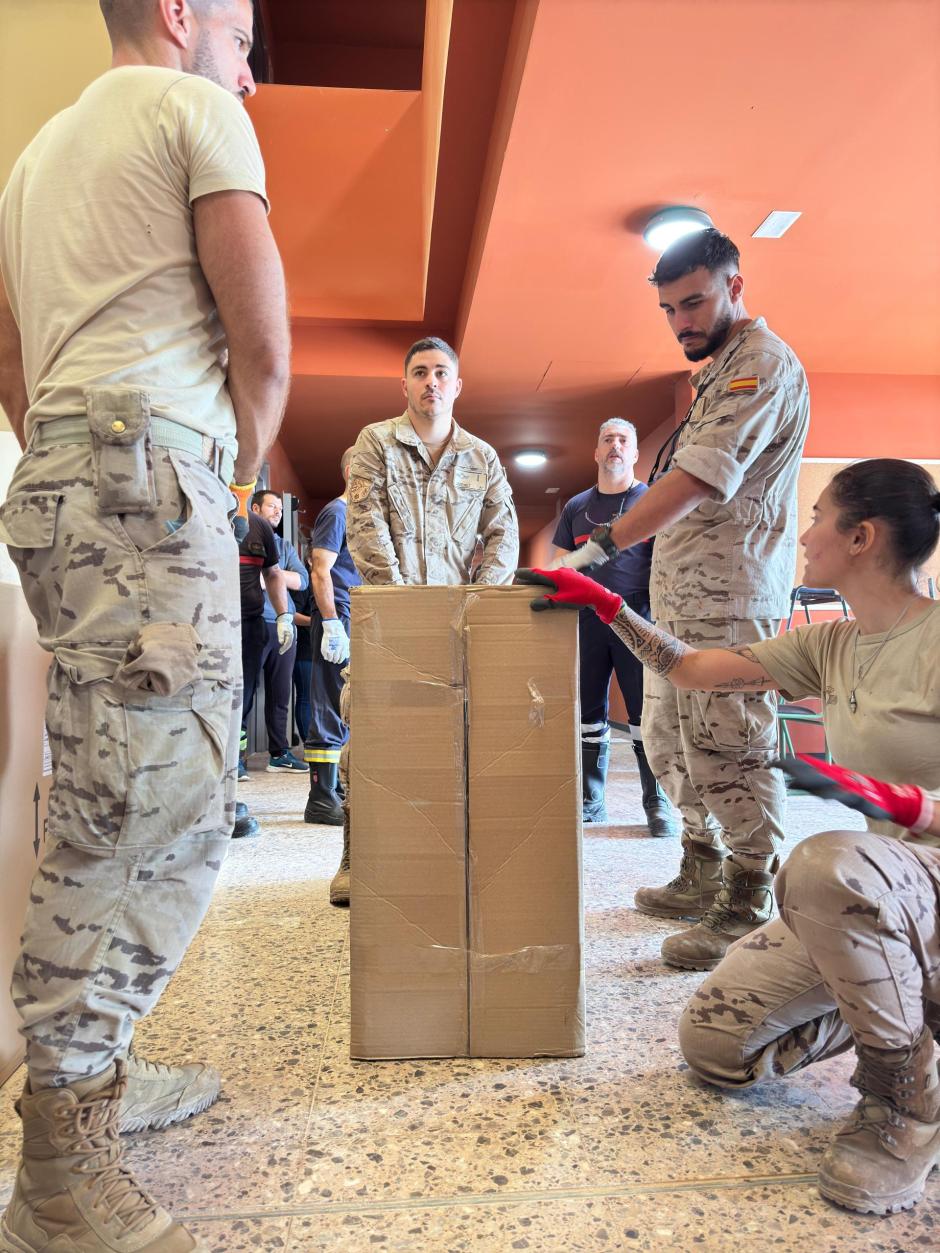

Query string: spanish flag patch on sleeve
727 376 760 394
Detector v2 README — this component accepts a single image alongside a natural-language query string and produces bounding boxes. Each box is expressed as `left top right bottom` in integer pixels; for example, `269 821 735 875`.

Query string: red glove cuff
795 754 932 833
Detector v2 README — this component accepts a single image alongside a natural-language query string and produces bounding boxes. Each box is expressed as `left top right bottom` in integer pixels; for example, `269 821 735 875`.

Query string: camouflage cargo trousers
679 831 940 1086
0 439 240 1087
641 617 785 867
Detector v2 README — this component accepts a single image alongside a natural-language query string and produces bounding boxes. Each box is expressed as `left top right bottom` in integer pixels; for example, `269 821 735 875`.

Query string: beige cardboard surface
467 588 584 1056
0 583 50 1085
350 588 470 1060
349 586 583 1060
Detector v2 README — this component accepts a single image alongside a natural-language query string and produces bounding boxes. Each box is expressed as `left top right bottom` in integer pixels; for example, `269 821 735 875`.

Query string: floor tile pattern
2 742 936 1250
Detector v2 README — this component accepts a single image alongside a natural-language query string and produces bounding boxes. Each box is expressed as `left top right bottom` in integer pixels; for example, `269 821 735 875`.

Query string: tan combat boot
818 1026 940 1214
1 1060 203 1252
660 854 778 971
329 808 351 907
633 836 725 920
120 1055 221 1135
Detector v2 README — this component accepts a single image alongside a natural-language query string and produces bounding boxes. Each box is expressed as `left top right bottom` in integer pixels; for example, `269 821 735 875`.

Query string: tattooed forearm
711 645 769 690
608 605 692 677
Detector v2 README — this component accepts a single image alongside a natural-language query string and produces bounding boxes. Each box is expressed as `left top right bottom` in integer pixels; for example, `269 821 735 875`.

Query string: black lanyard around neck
647 332 751 485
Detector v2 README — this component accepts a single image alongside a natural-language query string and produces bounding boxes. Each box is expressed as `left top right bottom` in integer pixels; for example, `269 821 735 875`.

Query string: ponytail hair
830 458 940 572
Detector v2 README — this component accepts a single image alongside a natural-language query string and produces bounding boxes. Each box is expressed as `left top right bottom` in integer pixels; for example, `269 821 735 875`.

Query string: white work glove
321 617 350 665
549 524 619 572
276 612 296 655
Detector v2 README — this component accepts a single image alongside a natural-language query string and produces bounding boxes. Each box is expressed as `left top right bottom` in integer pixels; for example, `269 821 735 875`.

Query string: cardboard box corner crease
349 585 585 1060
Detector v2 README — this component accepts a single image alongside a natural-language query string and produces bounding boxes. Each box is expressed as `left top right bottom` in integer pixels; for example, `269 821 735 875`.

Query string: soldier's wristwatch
590 523 620 559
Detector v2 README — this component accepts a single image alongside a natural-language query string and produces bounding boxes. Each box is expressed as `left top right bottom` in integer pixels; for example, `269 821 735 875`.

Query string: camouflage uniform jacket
650 316 810 621
346 414 519 586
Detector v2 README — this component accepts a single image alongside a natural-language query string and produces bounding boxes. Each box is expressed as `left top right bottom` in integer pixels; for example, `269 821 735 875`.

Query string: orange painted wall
805 374 940 458
265 438 306 506
247 85 426 323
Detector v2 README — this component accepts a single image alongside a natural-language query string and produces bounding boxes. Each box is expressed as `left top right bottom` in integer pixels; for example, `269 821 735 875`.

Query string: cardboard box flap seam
469 943 581 975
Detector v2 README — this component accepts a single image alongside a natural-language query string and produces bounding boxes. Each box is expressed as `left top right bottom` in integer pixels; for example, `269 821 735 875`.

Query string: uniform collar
394 413 472 452
688 316 767 391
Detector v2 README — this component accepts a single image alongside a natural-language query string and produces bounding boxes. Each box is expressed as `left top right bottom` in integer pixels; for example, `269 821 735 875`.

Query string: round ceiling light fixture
643 206 713 252
514 450 548 469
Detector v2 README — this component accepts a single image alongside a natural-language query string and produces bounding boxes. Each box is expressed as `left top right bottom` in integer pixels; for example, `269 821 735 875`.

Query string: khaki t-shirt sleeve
747 623 826 701
161 76 269 211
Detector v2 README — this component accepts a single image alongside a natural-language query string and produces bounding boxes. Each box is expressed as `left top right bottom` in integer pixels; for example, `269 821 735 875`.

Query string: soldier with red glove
518 456 940 1217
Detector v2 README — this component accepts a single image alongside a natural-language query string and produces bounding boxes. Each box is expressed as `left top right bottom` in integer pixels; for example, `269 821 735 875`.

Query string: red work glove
515 568 624 624
775 754 934 834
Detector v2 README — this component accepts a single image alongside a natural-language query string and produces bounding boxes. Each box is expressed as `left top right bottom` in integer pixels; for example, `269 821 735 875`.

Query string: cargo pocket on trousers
688 689 778 756
47 670 232 852
0 491 62 630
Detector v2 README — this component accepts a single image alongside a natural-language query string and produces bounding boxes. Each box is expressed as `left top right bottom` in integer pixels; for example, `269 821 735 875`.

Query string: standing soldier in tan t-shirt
326 337 518 905
556 228 809 971
0 2 290 1249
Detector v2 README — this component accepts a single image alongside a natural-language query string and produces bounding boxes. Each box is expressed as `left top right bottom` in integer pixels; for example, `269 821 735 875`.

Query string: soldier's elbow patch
46 662 233 851
348 476 374 504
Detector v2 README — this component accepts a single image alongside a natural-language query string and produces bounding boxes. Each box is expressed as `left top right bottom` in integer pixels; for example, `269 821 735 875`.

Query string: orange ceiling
254 0 940 537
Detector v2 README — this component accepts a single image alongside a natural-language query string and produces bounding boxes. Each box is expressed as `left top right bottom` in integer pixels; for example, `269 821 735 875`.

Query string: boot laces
851 1043 925 1121
700 875 767 935
840 1092 906 1148
126 1053 171 1080
55 1095 160 1234
664 844 697 893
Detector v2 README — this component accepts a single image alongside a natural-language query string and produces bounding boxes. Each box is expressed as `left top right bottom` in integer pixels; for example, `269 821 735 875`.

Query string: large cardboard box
349 585 584 1060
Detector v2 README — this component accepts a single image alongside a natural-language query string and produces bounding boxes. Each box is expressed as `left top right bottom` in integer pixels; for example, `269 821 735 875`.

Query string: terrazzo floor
1 741 937 1251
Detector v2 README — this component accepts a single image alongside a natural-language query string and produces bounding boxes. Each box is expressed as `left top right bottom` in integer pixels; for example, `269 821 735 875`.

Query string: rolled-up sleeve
673 362 791 504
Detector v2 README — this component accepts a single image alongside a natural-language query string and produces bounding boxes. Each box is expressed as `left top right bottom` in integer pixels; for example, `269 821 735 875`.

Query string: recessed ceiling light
752 210 801 239
514 450 548 469
643 206 713 252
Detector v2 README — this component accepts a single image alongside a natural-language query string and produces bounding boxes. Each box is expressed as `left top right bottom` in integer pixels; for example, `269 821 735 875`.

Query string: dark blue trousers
293 655 312 743
304 608 350 764
579 590 650 734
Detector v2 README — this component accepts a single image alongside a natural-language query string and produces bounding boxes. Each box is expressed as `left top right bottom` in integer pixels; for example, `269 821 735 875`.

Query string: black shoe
581 740 610 824
232 800 261 840
304 762 343 826
634 741 678 838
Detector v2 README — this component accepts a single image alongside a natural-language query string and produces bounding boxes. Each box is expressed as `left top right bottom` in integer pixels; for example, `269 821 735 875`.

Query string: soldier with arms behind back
328 337 519 904
0 2 290 1248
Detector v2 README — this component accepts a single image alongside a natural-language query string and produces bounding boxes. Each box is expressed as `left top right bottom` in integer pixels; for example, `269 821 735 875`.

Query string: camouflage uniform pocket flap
454 468 487 493
0 491 61 548
115 622 202 698
85 387 152 444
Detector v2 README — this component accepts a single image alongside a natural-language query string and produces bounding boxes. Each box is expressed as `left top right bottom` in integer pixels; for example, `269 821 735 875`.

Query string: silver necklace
584 483 636 528
848 605 911 714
